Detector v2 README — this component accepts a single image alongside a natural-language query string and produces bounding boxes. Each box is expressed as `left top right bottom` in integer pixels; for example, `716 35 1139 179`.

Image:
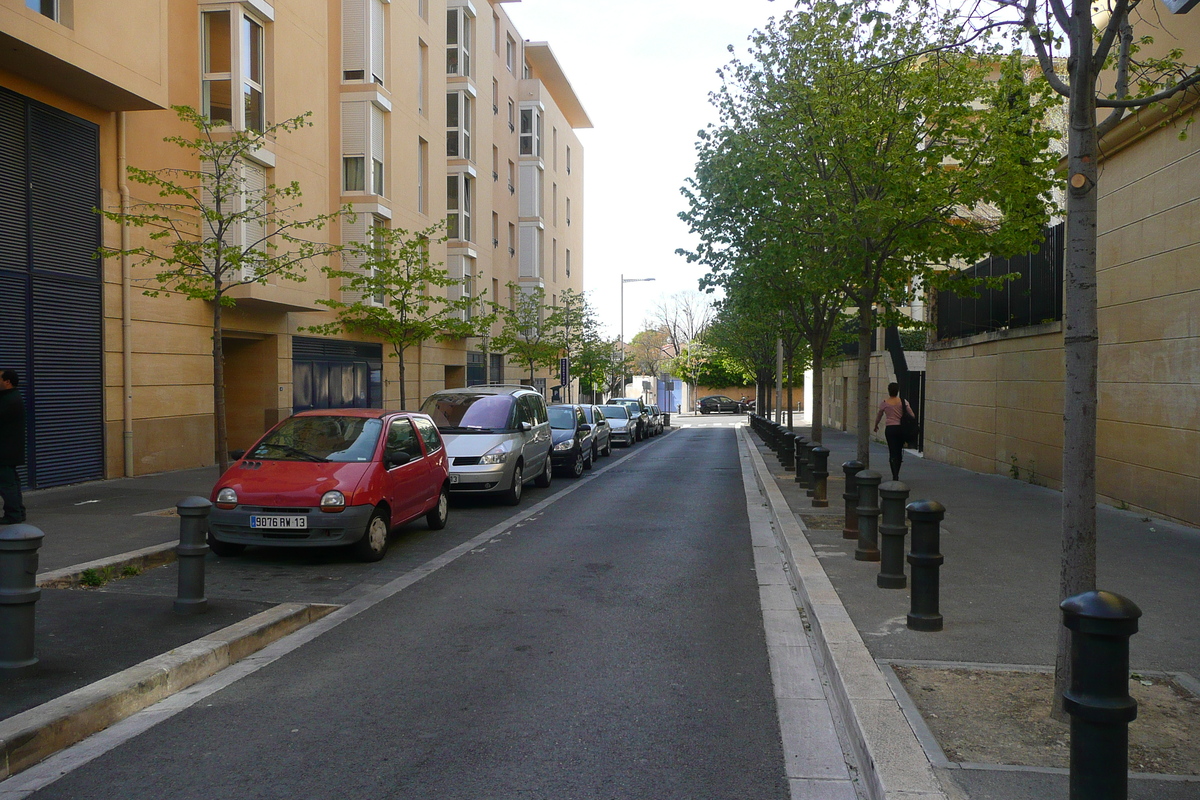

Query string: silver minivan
419 385 553 505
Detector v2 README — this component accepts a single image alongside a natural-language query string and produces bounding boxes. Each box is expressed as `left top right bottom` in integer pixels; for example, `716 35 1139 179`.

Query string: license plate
449 474 460 484
250 515 308 530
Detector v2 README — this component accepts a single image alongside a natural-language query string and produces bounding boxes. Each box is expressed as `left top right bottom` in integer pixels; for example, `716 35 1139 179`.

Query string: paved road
26 423 797 800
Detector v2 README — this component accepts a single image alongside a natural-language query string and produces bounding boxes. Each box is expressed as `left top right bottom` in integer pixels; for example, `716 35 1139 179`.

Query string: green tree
301 222 487 409
492 283 561 385
547 289 595 403
960 0 1200 717
97 106 347 472
700 2 1058 463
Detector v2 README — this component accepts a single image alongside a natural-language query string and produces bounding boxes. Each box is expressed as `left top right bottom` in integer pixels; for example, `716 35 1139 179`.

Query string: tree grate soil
892 664 1200 775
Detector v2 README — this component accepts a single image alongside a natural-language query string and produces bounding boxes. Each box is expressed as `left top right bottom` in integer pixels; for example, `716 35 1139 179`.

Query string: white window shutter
342 100 367 156
519 225 538 278
370 103 386 167
343 0 367 76
369 0 386 83
240 161 268 281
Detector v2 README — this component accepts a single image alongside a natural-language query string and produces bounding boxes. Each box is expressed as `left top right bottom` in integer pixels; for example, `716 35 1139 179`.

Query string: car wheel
206 533 245 558
534 454 553 488
502 461 524 506
426 485 449 530
352 507 390 562
570 450 585 478
603 437 612 456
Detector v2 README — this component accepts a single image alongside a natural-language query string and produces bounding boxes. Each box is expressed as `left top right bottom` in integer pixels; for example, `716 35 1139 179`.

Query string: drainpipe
118 112 134 477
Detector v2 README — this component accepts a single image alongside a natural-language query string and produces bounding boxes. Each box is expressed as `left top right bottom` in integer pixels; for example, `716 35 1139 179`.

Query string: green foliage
97 106 347 306
492 283 562 384
302 221 485 408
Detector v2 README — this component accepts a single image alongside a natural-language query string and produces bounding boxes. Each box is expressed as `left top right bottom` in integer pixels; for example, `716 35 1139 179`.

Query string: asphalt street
26 419 794 800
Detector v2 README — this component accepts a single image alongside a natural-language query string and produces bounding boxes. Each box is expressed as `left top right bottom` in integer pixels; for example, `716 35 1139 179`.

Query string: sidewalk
746 422 1199 800
0 468 333 782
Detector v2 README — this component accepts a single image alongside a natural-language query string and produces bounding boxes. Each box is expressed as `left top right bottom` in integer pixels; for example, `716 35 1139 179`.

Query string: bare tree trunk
811 352 824 443
397 345 407 410
1053 1 1101 721
856 305 873 467
786 356 794 430
212 299 229 474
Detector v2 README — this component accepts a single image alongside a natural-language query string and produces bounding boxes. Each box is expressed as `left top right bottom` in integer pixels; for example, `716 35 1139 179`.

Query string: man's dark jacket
0 388 26 466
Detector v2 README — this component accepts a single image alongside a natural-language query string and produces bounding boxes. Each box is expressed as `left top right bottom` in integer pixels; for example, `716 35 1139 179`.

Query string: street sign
559 357 569 386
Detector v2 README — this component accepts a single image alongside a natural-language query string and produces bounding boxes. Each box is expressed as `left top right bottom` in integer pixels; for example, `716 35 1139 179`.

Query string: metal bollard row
877 481 910 588
906 500 945 631
854 471 881 561
841 461 864 540
175 496 211 615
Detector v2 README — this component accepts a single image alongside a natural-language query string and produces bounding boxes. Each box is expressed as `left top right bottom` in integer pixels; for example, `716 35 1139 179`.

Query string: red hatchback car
208 409 450 562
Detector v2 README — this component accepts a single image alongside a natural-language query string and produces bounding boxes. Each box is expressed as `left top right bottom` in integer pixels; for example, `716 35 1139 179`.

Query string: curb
0 602 338 780
37 542 179 589
740 427 947 800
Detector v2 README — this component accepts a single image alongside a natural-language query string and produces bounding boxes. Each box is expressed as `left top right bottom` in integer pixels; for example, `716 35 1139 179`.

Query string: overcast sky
503 0 786 340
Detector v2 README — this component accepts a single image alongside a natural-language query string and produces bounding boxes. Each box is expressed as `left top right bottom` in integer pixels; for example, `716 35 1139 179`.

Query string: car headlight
320 490 346 513
215 487 238 509
553 439 575 451
478 442 513 465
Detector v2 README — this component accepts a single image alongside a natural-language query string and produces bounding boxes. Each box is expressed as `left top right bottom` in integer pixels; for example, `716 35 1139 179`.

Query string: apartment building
0 0 588 487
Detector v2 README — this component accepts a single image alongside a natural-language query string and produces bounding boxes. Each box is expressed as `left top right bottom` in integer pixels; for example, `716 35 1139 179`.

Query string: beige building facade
0 0 588 487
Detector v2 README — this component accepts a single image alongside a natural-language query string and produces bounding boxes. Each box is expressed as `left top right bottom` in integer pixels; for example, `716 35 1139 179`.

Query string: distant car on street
697 395 743 415
647 404 664 436
608 397 650 440
581 404 613 460
208 409 450 562
599 404 636 447
548 404 595 478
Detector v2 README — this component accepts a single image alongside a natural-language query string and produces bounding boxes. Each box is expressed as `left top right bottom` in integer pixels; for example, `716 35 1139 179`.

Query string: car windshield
249 416 383 462
600 406 629 419
420 393 515 431
548 407 577 429
581 407 597 424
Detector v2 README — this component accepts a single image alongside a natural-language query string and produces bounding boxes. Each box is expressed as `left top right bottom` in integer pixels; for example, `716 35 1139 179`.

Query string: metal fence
936 222 1064 340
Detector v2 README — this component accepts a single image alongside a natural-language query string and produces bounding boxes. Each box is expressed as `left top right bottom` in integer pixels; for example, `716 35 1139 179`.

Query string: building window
447 174 473 242
418 39 428 115
202 7 266 132
342 0 386 84
507 160 515 195
492 212 499 247
341 210 387 306
445 91 472 160
493 12 500 52
446 6 472 78
507 99 515 133
418 138 428 214
492 145 499 181
519 107 541 157
566 197 571 226
565 249 571 278
519 225 542 279
508 223 516 257
553 127 558 170
552 238 557 283
417 0 427 22
26 0 58 21
342 99 387 196
492 79 499 114
552 183 558 226
566 145 572 175
505 34 516 72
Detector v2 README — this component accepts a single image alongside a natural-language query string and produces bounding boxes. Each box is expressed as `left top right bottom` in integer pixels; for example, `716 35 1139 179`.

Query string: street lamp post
620 273 655 397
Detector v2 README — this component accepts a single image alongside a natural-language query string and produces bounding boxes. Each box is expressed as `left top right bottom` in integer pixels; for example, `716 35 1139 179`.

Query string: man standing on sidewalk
0 369 27 524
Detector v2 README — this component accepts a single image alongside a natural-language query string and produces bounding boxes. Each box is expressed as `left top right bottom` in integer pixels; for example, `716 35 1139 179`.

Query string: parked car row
206 385 671 563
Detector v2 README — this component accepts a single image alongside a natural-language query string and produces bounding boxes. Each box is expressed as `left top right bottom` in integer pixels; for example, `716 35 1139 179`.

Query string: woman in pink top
873 382 914 481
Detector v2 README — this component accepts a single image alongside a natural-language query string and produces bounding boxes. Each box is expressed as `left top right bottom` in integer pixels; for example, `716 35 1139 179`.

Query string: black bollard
842 460 865 540
854 471 882 562
793 435 808 483
781 432 796 471
175 496 212 615
877 481 910 588
906 500 945 631
0 524 43 673
810 446 830 508
1061 591 1142 800
803 440 817 497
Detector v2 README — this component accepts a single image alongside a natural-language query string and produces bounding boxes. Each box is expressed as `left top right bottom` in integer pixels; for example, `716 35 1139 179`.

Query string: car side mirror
387 451 413 468
229 449 246 461
579 423 592 433
520 421 532 432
